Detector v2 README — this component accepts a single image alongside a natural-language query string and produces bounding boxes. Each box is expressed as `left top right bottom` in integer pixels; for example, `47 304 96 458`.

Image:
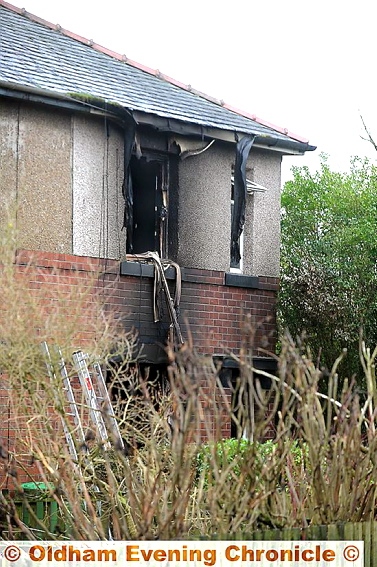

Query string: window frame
127 151 170 259
230 195 244 273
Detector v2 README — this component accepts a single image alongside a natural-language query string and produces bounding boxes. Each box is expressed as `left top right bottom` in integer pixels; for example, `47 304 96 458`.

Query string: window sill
120 262 277 291
120 261 223 285
120 261 176 279
224 272 259 289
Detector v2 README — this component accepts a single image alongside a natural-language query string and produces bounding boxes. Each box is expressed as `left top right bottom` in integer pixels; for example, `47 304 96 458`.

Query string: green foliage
279 155 377 380
197 438 273 474
196 438 308 487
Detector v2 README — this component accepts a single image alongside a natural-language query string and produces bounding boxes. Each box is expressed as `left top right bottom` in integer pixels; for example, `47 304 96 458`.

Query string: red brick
1 249 279 482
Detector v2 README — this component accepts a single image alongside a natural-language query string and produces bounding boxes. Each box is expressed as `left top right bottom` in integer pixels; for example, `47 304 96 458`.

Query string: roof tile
0 1 315 152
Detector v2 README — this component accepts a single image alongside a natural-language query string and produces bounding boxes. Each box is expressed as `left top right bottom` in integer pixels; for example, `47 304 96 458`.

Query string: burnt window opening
216 357 276 440
127 154 169 258
230 161 267 273
105 359 171 453
230 135 255 270
230 178 244 272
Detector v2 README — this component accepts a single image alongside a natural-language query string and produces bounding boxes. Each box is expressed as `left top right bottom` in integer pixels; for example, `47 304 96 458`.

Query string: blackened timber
231 135 255 265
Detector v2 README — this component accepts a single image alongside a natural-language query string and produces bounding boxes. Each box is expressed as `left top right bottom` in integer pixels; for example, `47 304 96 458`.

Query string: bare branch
360 113 377 152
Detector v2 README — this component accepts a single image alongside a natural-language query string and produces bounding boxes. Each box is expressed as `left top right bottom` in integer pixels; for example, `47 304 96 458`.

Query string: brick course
12 249 278 356
0 250 278 486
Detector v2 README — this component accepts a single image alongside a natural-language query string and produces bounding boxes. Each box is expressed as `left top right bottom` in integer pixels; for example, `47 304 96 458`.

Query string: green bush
196 438 309 487
280 156 377 380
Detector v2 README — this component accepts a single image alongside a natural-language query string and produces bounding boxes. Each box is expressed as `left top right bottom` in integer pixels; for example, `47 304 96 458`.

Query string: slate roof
0 1 316 154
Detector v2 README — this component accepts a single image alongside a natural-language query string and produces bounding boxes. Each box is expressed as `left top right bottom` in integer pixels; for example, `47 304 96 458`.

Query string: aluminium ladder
41 341 85 461
72 350 124 452
42 343 123 459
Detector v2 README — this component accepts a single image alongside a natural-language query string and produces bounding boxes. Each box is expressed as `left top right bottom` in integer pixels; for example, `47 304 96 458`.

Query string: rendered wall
177 144 233 272
0 99 126 259
177 142 282 277
72 115 126 259
0 100 72 252
0 100 18 228
244 149 282 277
0 98 283 273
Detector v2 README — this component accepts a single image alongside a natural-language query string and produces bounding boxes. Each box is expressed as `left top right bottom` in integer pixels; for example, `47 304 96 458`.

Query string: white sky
8 0 377 182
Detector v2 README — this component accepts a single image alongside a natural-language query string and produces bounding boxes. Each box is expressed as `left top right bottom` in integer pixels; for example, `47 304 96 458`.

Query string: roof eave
0 82 316 156
0 81 134 127
133 110 317 156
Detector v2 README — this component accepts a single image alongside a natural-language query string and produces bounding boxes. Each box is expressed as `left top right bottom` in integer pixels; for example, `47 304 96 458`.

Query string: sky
7 0 377 183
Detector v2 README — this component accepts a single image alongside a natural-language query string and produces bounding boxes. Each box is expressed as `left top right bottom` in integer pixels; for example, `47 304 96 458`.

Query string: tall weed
1 223 377 538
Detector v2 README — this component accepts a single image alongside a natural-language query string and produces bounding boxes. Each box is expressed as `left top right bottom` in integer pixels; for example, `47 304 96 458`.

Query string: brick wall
0 250 278 486
9 250 278 356
118 263 278 357
178 272 278 355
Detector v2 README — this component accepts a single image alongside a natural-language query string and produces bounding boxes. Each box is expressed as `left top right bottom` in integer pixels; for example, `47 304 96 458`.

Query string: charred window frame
230 135 255 271
126 152 175 259
230 178 244 273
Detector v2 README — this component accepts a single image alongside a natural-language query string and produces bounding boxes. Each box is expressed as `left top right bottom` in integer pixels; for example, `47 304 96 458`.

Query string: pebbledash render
0 1 316 472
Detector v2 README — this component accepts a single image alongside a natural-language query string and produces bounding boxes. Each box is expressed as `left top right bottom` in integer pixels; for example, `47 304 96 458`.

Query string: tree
279 155 377 380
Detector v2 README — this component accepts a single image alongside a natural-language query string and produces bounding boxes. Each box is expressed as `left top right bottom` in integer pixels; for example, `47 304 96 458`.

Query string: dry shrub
1 220 377 539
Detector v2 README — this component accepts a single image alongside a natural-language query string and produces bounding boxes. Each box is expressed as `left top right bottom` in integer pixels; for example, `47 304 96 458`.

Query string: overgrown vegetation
279 155 377 379
2 216 377 540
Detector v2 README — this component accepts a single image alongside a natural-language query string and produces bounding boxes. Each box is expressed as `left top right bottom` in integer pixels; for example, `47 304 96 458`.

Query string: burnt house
0 2 315 439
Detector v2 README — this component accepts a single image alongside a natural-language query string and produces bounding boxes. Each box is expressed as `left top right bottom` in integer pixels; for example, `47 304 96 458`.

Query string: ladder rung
43 345 123 455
